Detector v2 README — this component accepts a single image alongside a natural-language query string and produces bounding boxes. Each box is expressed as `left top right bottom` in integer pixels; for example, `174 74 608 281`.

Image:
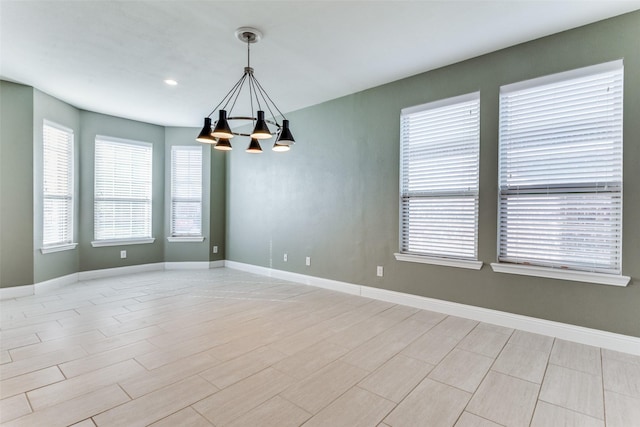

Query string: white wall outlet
213 245 218 254
120 250 127 259
284 253 288 262
377 266 384 277
306 256 311 266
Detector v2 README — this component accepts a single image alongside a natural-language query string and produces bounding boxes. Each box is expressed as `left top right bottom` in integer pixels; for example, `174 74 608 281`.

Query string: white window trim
395 253 483 270
91 238 155 248
41 243 78 254
399 91 481 266
496 60 624 282
93 135 153 243
170 145 203 238
42 119 76 249
167 236 205 243
490 263 630 287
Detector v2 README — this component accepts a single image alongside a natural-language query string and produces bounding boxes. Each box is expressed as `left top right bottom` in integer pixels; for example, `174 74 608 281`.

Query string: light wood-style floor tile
1 269 638 427
384 378 470 426
193 367 295 426
492 342 549 384
27 359 145 410
119 352 218 399
200 346 286 389
457 327 510 358
1 345 87 380
0 393 32 423
604 390 640 427
272 341 349 380
428 316 478 339
2 384 129 427
454 412 502 427
93 375 216 427
508 330 554 354
531 401 603 427
603 356 640 399
226 396 311 427
303 386 395 427
550 339 602 375
358 354 433 403
539 364 604 419
149 407 213 427
59 340 157 378
340 319 428 371
401 330 460 365
281 360 370 414
0 366 64 400
466 371 539 427
428 348 494 393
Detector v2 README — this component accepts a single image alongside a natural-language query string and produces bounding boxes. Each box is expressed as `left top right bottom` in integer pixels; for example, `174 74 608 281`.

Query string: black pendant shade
196 117 216 143
246 138 263 153
250 111 272 140
211 110 233 139
214 138 232 151
276 119 295 145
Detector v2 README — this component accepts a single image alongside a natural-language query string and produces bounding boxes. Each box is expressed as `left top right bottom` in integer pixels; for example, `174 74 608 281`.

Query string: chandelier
196 27 296 153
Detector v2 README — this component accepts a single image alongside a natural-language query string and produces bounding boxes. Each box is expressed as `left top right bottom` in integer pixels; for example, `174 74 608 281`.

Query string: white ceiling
1 1 639 127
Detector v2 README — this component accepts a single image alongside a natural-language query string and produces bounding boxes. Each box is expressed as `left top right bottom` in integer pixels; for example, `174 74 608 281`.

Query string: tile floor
1 268 639 426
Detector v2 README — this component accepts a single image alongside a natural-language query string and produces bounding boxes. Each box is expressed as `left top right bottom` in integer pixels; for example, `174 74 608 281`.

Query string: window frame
394 92 482 270
491 60 629 286
91 135 155 247
168 145 204 241
41 120 77 253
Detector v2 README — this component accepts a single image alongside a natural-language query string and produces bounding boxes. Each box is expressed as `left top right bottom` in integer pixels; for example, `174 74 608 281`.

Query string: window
170 146 203 239
495 60 626 284
93 136 153 245
42 120 75 251
396 92 481 269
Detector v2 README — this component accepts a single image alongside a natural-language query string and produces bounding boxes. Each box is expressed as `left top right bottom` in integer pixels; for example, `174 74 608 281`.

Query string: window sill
41 243 78 254
394 253 483 270
91 238 155 248
490 263 630 287
167 236 205 243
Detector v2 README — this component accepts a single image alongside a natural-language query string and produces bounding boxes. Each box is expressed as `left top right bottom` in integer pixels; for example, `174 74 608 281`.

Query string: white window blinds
498 60 623 274
94 136 153 241
43 121 74 247
400 92 480 260
171 146 203 236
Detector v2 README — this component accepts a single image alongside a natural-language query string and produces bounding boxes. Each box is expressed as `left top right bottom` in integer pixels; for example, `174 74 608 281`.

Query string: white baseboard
165 262 211 270
209 260 225 269
78 263 165 281
35 273 79 293
0 284 34 299
225 261 640 356
224 261 361 295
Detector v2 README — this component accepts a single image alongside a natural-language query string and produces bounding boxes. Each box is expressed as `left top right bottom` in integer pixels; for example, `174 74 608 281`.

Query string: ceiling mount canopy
196 27 296 153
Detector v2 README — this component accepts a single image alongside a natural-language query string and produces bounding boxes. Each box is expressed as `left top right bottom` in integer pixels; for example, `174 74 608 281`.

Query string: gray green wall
0 81 34 288
226 11 640 337
0 91 226 284
32 89 81 283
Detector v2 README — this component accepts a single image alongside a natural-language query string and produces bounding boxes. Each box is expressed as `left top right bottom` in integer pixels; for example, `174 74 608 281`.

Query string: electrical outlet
213 245 218 254
377 266 384 277
284 253 288 262
306 256 311 266
120 250 127 259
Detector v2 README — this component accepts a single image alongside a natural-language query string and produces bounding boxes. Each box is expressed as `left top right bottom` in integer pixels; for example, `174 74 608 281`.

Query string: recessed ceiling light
164 79 178 86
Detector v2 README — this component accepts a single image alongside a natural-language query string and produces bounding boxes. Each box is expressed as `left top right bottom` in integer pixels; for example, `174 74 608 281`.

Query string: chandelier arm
252 76 280 127
252 77 288 120
248 74 263 113
226 73 249 116
207 73 247 117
